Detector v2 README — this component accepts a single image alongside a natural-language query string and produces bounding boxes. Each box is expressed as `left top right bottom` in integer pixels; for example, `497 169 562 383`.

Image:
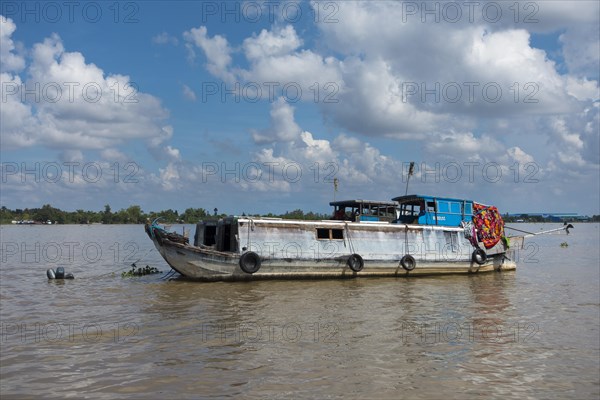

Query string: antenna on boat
405 162 415 195
333 178 339 201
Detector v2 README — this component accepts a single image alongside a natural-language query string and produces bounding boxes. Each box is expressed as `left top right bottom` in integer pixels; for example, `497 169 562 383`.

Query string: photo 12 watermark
1 1 140 24
2 81 139 104
401 161 540 184
1 321 139 344
198 81 340 104
198 161 338 184
0 241 140 264
198 321 340 344
399 320 539 344
1 162 140 184
401 81 539 104
241 239 541 265
399 1 539 24
197 1 339 24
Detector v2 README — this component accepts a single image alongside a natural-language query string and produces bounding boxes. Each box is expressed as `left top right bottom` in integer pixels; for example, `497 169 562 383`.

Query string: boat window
331 229 344 239
426 202 436 213
450 202 461 214
401 203 421 217
464 203 473 215
437 201 450 213
317 228 344 240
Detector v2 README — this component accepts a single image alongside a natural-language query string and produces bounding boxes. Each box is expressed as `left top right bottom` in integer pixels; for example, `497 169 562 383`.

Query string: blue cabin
392 194 473 227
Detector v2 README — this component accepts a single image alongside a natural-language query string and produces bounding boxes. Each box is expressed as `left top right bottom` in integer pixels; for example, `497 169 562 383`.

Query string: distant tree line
0 205 332 224
2 205 596 225
0 204 213 224
503 214 599 223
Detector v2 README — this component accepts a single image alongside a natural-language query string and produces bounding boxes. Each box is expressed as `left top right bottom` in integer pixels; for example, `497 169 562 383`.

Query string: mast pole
405 162 415 195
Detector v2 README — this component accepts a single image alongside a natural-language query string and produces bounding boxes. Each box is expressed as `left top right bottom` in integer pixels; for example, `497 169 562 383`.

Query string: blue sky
1 1 599 216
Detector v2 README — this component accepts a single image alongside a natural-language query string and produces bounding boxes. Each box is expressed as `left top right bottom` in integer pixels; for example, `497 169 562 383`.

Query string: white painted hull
148 218 516 281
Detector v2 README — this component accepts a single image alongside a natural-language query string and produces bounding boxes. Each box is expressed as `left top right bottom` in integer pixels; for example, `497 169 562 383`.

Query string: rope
404 224 409 255
344 222 355 254
246 218 255 250
504 226 535 235
161 269 178 280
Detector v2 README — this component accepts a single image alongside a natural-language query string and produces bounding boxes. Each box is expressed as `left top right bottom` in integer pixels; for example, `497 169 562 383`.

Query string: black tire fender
400 254 416 271
347 254 364 272
472 249 487 265
239 251 261 274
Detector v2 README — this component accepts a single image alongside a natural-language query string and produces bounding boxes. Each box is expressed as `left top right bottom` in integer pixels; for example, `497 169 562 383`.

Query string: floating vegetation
122 264 162 277
560 242 569 248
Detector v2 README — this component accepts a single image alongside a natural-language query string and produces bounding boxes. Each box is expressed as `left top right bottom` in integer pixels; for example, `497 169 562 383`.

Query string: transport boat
144 194 554 281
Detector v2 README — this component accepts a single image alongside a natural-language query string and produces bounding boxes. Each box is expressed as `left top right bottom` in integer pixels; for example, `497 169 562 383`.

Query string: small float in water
47 266 74 280
145 194 572 281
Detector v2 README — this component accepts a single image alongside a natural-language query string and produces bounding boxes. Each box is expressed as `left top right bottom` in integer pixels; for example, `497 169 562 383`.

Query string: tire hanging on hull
472 248 487 265
239 251 261 274
347 254 364 272
400 254 416 271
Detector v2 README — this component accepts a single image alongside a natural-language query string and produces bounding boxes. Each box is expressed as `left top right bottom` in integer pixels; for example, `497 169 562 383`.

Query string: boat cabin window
331 201 398 222
426 201 436 213
317 228 344 240
399 202 422 218
437 201 449 213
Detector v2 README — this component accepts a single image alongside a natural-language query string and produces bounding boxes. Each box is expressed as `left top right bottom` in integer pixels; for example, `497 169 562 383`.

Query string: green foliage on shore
0 204 332 224
0 204 214 224
3 204 596 225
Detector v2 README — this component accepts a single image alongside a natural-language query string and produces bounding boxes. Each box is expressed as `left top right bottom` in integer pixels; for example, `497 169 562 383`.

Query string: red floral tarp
473 203 505 249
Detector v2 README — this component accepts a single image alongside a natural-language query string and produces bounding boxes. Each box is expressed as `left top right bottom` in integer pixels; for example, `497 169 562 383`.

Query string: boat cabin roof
392 194 472 204
329 199 398 208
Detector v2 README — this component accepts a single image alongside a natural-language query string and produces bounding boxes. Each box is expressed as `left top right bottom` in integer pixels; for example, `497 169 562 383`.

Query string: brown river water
1 223 598 399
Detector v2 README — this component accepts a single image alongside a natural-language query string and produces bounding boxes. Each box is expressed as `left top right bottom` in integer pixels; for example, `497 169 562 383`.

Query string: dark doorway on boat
204 226 216 246
194 220 217 247
221 224 232 251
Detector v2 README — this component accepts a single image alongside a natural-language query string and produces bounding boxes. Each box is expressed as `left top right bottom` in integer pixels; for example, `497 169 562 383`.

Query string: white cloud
152 32 179 46
566 77 600 101
158 162 181 191
243 25 302 59
183 26 235 82
0 23 174 158
182 84 197 101
251 97 302 144
0 16 25 72
100 148 128 162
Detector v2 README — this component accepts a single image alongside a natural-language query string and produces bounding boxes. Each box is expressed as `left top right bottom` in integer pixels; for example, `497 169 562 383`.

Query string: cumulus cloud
0 16 25 72
185 24 342 102
251 97 302 144
243 25 302 59
0 18 175 160
185 7 596 142
183 26 235 82
179 3 598 210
